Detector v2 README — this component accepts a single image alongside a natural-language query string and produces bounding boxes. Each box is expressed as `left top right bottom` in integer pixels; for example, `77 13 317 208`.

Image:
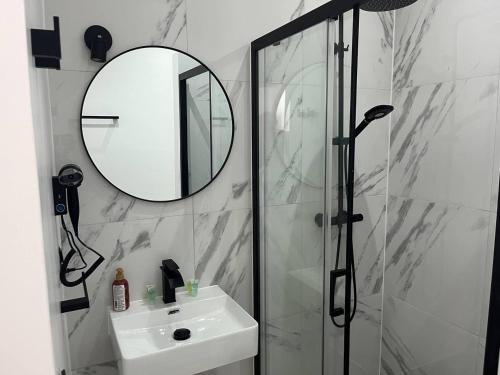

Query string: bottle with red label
112 268 130 312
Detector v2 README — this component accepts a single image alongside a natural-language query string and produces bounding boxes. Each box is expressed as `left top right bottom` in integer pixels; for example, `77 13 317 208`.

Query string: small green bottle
145 284 156 305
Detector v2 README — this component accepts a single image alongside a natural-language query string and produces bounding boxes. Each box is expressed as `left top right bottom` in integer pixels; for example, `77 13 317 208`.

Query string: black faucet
160 259 184 304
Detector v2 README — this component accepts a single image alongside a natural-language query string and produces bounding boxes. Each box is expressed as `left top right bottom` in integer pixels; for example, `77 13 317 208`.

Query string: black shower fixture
354 104 393 138
360 0 419 12
84 25 112 62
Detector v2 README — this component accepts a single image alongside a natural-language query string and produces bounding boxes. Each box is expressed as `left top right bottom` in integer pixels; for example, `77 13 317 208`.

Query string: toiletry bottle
112 268 130 312
145 284 156 305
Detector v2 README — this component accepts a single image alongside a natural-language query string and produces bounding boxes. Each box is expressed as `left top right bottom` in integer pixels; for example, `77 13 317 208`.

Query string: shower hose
331 144 357 328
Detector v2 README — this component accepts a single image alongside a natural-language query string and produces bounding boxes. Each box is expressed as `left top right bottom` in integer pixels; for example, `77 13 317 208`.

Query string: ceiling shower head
354 105 394 138
360 0 419 12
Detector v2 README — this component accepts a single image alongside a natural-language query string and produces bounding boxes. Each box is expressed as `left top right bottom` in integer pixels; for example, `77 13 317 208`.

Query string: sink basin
108 285 258 375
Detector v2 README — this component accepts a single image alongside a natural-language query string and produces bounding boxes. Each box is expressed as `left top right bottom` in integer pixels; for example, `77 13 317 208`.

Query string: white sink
108 285 258 375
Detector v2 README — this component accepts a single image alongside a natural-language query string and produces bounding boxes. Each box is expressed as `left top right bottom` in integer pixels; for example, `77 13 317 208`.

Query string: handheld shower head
360 0 419 12
364 105 394 122
354 105 394 138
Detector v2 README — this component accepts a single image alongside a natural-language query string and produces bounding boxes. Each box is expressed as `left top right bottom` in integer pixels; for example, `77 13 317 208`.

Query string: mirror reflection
81 47 233 202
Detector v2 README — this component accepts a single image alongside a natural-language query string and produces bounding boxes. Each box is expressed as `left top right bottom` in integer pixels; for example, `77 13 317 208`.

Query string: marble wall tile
381 297 479 375
192 81 251 214
186 0 328 82
64 215 194 369
343 11 394 91
394 0 500 90
389 76 498 210
384 1 500 373
353 196 387 297
384 196 489 335
46 0 187 72
194 208 253 312
265 309 323 375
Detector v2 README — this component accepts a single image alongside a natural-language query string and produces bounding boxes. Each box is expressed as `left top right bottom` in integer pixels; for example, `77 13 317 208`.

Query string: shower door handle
330 268 346 318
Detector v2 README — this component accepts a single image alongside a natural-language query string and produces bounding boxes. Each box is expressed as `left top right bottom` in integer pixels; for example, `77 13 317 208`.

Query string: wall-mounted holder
84 25 112 63
53 165 105 313
30 16 61 69
60 271 90 313
314 212 364 228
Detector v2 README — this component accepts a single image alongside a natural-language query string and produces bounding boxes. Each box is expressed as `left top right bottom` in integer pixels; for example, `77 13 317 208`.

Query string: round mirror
81 46 234 202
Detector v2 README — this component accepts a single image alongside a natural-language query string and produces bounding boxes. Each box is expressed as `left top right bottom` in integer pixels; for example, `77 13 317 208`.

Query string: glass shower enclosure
252 3 364 373
251 1 497 375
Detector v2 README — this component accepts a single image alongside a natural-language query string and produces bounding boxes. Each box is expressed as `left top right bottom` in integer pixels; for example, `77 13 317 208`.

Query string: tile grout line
378 8 397 375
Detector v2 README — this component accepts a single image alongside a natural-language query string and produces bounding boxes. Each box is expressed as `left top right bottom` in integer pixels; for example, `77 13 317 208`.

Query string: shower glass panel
258 20 331 375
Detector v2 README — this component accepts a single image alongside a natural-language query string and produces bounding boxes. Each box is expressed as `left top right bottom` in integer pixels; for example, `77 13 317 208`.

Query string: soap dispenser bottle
112 268 130 312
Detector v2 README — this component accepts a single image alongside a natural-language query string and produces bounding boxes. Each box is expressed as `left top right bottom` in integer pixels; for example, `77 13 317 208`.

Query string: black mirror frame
79 45 235 203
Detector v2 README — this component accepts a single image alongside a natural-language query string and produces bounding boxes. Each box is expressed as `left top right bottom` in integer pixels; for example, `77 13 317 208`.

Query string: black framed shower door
251 1 368 374
251 1 500 375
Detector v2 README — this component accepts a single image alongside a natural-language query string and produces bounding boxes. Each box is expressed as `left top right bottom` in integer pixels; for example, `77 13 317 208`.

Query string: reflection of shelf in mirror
82 115 120 119
82 115 119 128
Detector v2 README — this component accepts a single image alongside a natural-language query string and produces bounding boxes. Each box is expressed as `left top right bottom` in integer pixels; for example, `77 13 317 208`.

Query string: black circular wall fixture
79 46 235 203
84 25 113 62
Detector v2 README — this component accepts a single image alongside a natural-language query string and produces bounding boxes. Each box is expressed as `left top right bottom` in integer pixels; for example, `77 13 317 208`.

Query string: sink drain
173 328 191 341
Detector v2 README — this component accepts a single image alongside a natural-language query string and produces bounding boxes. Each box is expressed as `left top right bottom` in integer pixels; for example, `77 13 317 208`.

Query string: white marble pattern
384 196 489 335
381 296 479 375
194 208 253 312
389 76 498 211
353 196 387 296
192 81 251 214
186 0 329 82
393 0 500 90
265 309 323 375
46 0 187 72
343 11 394 91
64 215 194 369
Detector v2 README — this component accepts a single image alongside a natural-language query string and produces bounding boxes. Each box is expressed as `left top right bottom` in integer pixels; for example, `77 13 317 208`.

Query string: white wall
0 1 66 374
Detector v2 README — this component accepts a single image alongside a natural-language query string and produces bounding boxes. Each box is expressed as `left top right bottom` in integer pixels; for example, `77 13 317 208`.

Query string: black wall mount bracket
314 212 364 228
30 16 61 69
60 271 90 313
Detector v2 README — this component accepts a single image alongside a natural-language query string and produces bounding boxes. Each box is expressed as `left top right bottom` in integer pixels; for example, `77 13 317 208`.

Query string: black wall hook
30 16 61 69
